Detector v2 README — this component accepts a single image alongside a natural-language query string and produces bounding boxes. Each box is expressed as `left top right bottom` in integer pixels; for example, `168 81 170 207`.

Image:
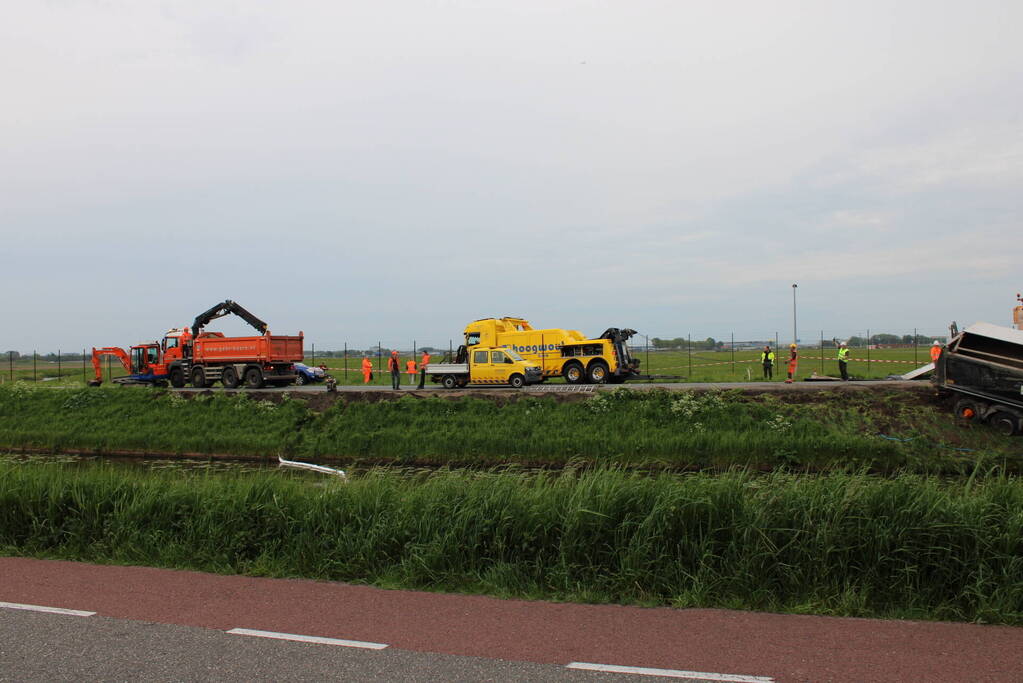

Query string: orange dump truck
187 330 304 389
88 300 304 389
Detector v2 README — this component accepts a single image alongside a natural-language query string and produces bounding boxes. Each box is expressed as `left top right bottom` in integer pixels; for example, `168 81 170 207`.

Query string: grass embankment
1 464 1020 625
0 384 1017 472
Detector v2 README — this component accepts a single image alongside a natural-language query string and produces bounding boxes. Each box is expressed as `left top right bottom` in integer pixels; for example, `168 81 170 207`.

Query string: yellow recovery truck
463 317 640 384
427 345 543 388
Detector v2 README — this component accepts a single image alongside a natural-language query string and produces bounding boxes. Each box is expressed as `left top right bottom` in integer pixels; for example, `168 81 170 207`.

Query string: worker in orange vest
785 344 798 383
388 350 401 390
417 349 432 389
361 356 373 384
930 341 942 363
406 358 417 381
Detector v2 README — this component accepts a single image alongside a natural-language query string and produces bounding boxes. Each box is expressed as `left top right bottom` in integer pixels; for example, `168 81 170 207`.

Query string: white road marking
566 662 774 682
0 601 96 617
227 627 388 650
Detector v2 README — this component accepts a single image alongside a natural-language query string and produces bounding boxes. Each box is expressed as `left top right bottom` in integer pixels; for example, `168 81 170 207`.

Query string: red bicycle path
2 556 1021 682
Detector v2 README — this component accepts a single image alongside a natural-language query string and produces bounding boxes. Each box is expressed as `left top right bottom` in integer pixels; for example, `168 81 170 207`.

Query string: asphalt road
3 557 1022 683
1 609 651 683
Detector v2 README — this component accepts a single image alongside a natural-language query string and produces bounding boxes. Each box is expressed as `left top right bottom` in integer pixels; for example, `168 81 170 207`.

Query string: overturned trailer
933 322 1023 435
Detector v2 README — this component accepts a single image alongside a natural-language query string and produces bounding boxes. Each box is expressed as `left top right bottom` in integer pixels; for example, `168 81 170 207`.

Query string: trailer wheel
587 361 609 384
955 398 981 422
221 367 239 389
190 367 206 388
989 411 1020 437
563 362 585 384
509 373 525 389
244 367 264 389
169 367 185 388
442 375 457 389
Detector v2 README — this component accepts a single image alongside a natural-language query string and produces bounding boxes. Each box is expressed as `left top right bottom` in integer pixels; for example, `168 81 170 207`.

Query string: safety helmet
790 343 797 348
932 340 939 345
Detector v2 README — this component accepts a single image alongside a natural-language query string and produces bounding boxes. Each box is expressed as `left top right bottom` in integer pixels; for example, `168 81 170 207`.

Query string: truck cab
428 345 542 388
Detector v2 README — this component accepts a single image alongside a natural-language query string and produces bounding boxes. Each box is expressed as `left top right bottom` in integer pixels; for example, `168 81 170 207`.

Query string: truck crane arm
191 300 269 337
88 347 132 387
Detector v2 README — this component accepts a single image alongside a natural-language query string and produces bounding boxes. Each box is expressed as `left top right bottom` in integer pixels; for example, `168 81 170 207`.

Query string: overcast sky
2 1 1021 351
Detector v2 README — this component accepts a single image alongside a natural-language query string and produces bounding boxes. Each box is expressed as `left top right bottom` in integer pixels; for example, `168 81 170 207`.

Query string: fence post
107 355 111 383
311 343 315 366
58 349 61 381
688 334 691 378
377 342 382 376
33 350 37 382
344 343 348 382
867 328 871 378
914 328 918 365
82 349 86 383
645 335 650 382
820 330 824 375
8 351 12 382
730 332 734 376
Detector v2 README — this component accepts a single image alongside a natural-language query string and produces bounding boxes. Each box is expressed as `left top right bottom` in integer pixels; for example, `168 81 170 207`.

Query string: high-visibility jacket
420 353 431 370
406 360 417 374
761 351 775 364
930 346 941 362
388 355 400 372
361 358 372 372
837 347 850 363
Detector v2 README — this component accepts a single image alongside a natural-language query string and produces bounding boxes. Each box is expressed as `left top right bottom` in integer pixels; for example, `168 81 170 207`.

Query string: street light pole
791 283 798 345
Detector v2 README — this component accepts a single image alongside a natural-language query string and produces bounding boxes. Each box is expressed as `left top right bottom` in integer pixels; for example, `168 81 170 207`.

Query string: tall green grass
1 384 1016 471
2 463 1021 624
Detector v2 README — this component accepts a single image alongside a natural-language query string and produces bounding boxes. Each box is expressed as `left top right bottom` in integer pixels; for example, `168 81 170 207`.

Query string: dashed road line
0 601 96 617
227 627 388 649
566 662 774 682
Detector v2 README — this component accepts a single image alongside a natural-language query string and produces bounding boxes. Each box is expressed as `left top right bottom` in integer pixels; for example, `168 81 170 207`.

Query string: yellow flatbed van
426 346 543 389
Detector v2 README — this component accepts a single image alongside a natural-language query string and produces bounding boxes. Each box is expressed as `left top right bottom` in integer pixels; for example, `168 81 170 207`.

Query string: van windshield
505 349 524 361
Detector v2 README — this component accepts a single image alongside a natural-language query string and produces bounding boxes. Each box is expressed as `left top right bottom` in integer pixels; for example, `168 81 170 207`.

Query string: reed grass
1 462 1020 624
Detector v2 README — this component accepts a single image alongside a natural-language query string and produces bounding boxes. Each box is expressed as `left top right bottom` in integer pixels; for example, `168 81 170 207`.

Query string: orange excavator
87 300 303 388
88 345 167 387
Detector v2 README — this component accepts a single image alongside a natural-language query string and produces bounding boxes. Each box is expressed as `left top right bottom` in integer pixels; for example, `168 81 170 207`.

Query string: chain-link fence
2 327 954 386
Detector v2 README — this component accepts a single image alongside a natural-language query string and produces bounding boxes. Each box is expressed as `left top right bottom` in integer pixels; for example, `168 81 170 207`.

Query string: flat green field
0 345 932 387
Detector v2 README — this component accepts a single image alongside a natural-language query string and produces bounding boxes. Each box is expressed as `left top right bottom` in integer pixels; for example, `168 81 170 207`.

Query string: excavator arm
191 300 269 337
88 347 132 387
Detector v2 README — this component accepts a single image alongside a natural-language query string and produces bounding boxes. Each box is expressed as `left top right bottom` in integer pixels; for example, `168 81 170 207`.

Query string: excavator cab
130 344 160 373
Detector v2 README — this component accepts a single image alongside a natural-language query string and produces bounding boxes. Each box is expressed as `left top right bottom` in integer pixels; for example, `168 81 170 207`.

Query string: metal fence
3 328 952 384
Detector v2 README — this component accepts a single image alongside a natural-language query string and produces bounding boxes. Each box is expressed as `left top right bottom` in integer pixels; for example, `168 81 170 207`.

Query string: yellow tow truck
426 345 543 389
463 317 640 384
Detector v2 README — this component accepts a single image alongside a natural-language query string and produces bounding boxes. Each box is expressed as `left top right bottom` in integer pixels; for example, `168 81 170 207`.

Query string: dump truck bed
193 334 304 364
934 323 1023 409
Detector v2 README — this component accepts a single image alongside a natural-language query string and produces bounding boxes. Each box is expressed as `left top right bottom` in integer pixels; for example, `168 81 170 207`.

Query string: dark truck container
933 322 1023 435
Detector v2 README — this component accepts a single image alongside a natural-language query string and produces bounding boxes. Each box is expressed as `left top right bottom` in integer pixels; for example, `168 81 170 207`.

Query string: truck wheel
989 411 1020 436
509 373 524 389
295 373 306 386
169 367 185 388
221 367 239 389
442 375 457 389
190 367 206 388
244 367 264 389
563 363 585 384
587 362 609 384
955 398 980 422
